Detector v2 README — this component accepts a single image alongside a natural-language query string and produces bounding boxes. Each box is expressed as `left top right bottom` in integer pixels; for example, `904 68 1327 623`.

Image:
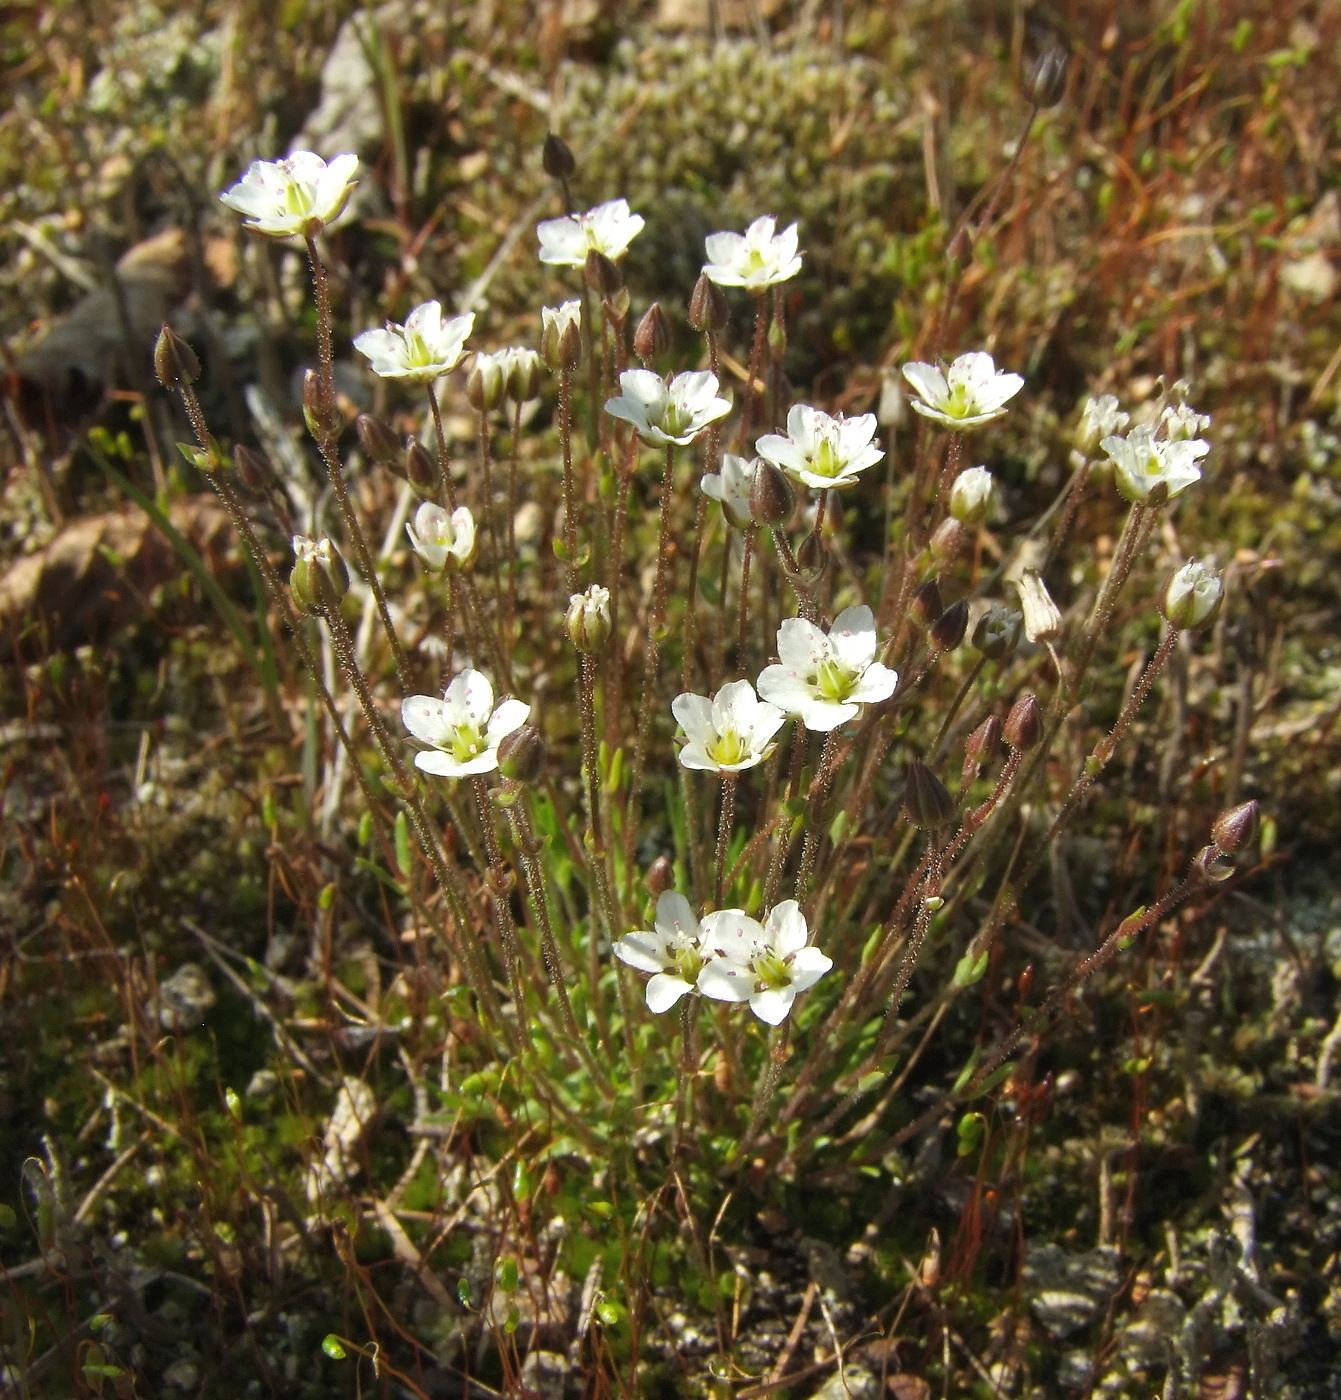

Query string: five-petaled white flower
672 680 785 773
1100 424 1208 504
219 151 359 239
354 301 474 384
537 198 645 267
406 502 475 573
902 351 1024 429
757 605 897 732
697 901 833 1025
613 892 709 1014
605 369 731 447
702 216 802 291
755 404 884 489
702 453 758 530
402 670 530 779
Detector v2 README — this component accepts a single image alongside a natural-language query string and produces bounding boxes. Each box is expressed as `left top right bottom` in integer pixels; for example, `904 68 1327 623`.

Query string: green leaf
394 811 413 878
952 950 989 988
951 1045 982 1096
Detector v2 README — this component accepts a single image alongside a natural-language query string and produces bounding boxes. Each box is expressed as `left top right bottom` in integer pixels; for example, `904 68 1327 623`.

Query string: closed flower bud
1013 569 1062 643
1025 46 1068 108
949 466 994 525
796 530 826 580
356 413 400 464
566 584 612 652
302 367 342 443
153 324 200 388
1003 694 1042 750
234 443 268 491
503 347 544 404
585 248 624 296
634 302 670 363
541 301 582 371
497 725 546 784
645 855 674 897
911 578 944 628
929 515 965 563
688 271 730 333
972 604 1023 660
1075 394 1128 458
903 759 956 829
542 132 577 182
404 438 439 493
946 224 974 270
290 535 349 615
749 458 795 525
931 598 969 652
1162 560 1222 631
1211 800 1258 856
466 352 506 412
965 714 1000 764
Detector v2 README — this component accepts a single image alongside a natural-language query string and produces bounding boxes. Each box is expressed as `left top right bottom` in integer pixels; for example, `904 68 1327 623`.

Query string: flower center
707 729 748 767
811 435 843 478
754 952 792 990
448 722 486 763
813 657 854 703
661 401 694 438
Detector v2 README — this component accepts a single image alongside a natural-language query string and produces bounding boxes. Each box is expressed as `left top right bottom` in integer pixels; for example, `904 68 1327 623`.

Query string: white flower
1012 569 1062 643
949 465 994 524
613 892 708 1013
755 404 884 489
1163 559 1222 630
702 453 758 529
406 502 475 572
756 605 897 733
537 198 645 267
902 351 1024 429
672 680 786 773
540 301 582 370
353 301 474 383
1100 424 1208 504
1076 394 1129 455
219 151 359 239
702 216 802 291
1160 401 1211 442
565 584 612 651
605 369 731 447
498 346 544 403
697 901 832 1025
402 670 530 779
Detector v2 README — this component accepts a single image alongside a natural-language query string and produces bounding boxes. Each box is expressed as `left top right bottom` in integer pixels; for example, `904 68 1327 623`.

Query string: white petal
697 960 754 1003
848 662 897 705
485 698 531 746
794 698 857 732
613 930 671 975
402 695 450 746
655 891 700 948
763 899 809 955
787 946 835 989
671 692 715 744
446 670 494 726
677 742 721 772
646 973 693 1014
902 361 948 407
776 616 829 672
756 666 815 716
749 987 797 1025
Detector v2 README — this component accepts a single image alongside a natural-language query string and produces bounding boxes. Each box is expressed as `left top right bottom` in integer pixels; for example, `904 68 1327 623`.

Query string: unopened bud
498 725 546 784
466 352 506 412
634 303 670 363
972 604 1023 660
356 413 400 464
302 367 342 443
542 132 576 182
749 459 794 525
503 347 545 404
796 530 826 580
1211 800 1258 856
688 272 730 333
949 466 994 525
176 435 227 476
290 535 350 615
1014 569 1062 643
929 515 965 563
1162 560 1222 631
1003 694 1042 750
541 302 582 372
645 855 674 897
911 579 944 628
1074 394 1129 457
1025 47 1068 108
946 225 974 270
154 324 200 388
585 249 623 297
965 715 1000 764
566 584 612 652
404 438 438 493
903 759 956 830
234 443 268 491
930 598 969 652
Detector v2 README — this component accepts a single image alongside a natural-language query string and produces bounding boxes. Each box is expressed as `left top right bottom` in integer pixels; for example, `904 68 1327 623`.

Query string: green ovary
708 730 748 767
754 953 792 990
811 437 842 478
448 723 486 763
813 657 854 703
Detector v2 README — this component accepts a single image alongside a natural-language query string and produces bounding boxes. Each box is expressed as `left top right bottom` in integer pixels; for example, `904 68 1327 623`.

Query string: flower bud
1013 569 1062 643
602 286 630 325
234 443 268 492
1211 800 1258 856
503 347 544 404
688 271 730 333
930 598 969 652
153 324 200 388
585 248 624 297
542 132 577 182
498 725 546 784
749 459 794 525
466 352 506 412
965 714 1000 765
946 224 974 270
949 466 994 525
929 516 965 563
290 535 350 615
903 759 956 830
404 438 439 493
972 605 1023 660
1003 694 1042 750
1162 560 1222 631
566 584 612 652
1074 395 1128 458
645 855 674 897
356 413 400 464
176 435 227 475
911 578 944 628
541 302 582 372
634 302 670 363
796 530 826 581
302 367 342 443
1025 46 1068 108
